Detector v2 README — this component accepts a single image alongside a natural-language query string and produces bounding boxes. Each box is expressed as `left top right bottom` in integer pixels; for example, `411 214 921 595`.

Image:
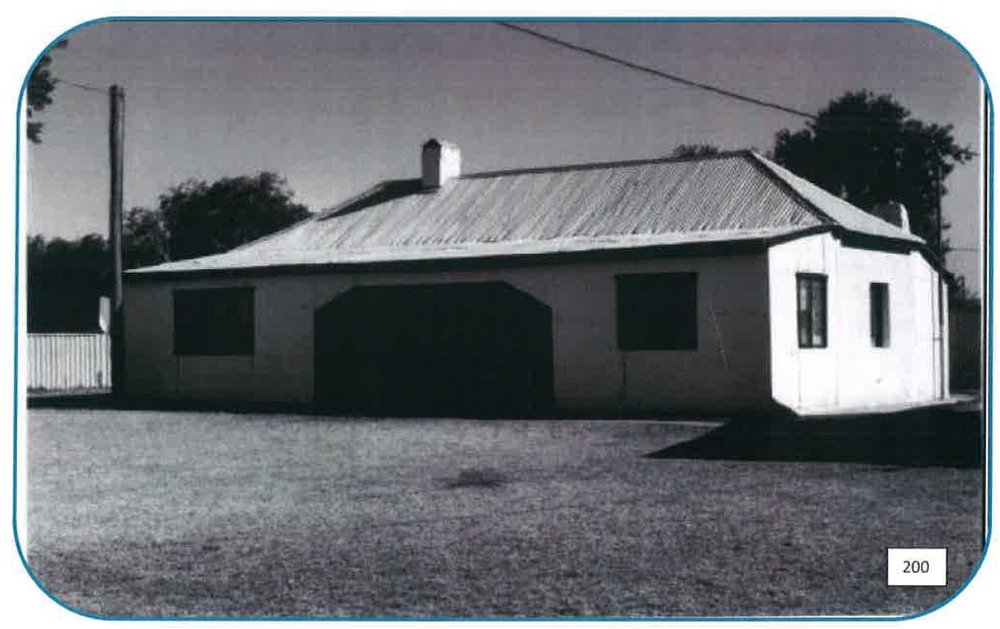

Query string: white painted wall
123 251 773 412
768 233 947 414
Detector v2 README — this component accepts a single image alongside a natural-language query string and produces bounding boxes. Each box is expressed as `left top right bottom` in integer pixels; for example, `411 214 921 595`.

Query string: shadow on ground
27 392 307 415
28 393 985 469
647 403 984 468
25 392 720 421
28 392 117 409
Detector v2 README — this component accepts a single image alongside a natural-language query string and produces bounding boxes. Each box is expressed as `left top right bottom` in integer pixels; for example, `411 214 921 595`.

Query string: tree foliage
158 172 310 260
773 90 974 255
669 144 721 159
29 172 311 331
123 207 169 270
27 234 109 332
26 40 68 144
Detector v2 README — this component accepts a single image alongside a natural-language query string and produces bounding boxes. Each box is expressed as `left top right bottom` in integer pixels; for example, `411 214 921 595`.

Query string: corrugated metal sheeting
131 151 920 275
28 333 111 391
750 155 924 244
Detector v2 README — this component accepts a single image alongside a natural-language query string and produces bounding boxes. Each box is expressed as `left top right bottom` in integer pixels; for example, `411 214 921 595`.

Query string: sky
24 19 984 292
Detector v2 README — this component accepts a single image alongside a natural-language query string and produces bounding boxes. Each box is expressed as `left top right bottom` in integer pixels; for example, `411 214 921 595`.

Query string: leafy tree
26 39 68 144
158 172 310 260
123 207 169 269
27 234 109 332
773 90 974 255
669 144 721 159
29 172 311 331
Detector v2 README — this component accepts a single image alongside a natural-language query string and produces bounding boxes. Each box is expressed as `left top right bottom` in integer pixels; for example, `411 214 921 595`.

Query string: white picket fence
28 333 111 391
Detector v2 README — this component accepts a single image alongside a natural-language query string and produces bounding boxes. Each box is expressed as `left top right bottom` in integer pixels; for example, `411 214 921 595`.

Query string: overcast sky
24 20 984 291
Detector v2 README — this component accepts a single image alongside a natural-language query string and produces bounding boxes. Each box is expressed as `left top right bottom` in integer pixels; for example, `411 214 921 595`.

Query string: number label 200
887 548 946 586
902 560 931 574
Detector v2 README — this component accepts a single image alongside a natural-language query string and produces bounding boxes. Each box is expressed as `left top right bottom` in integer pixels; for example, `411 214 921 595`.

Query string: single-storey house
124 140 949 416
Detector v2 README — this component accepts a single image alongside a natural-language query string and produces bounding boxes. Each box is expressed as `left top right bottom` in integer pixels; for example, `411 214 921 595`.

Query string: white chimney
871 201 911 232
421 139 461 189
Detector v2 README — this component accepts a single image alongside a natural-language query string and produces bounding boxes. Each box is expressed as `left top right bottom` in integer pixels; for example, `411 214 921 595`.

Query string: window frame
615 272 699 351
796 273 828 349
173 286 255 357
870 282 890 348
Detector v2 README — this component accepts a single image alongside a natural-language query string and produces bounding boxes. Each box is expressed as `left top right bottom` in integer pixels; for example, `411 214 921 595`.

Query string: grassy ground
25 409 984 618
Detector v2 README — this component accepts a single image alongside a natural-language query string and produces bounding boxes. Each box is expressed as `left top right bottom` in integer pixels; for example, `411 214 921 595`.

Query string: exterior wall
124 252 773 412
768 233 947 414
949 302 982 391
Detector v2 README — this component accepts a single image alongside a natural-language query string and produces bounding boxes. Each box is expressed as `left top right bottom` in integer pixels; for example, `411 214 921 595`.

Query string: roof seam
460 149 756 180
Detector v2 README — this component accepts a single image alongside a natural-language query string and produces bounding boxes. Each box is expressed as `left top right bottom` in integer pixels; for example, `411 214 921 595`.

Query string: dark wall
949 302 982 391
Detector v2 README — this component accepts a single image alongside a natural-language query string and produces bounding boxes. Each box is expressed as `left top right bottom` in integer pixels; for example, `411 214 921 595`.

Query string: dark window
616 273 698 350
870 282 890 348
797 274 827 348
173 287 254 356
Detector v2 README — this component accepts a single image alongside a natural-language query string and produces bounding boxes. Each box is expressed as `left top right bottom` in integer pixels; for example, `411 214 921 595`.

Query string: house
123 140 949 416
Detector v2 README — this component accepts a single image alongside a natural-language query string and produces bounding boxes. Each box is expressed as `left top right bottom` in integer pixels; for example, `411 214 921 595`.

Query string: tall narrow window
870 282 890 348
797 274 827 348
616 273 698 350
174 287 255 356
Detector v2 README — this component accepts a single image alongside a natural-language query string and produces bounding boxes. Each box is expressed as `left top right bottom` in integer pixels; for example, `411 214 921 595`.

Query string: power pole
935 158 947 400
109 84 125 398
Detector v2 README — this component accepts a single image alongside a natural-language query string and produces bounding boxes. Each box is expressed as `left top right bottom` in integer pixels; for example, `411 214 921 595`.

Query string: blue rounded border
12 14 995 623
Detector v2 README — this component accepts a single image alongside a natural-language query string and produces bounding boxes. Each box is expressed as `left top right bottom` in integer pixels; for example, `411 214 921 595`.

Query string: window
173 287 254 356
797 274 827 348
616 273 698 350
870 282 890 348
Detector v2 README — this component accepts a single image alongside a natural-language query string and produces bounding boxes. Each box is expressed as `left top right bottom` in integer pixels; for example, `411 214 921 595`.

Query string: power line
496 21 817 121
54 78 108 94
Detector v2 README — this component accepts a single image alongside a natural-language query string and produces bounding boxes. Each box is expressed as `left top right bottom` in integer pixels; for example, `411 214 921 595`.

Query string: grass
25 409 984 618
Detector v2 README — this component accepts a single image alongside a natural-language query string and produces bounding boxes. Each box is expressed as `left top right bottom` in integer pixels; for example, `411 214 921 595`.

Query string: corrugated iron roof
748 154 923 244
130 150 922 275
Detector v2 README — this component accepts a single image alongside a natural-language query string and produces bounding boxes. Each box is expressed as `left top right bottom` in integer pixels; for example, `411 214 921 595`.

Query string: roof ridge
742 152 837 226
747 152 924 244
313 179 409 221
460 149 755 180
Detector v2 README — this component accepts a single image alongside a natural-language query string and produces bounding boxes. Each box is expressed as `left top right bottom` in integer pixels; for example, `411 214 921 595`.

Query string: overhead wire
496 21 818 121
54 78 108 94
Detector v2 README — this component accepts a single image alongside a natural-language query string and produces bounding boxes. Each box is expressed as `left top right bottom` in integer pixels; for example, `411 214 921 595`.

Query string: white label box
887 548 947 586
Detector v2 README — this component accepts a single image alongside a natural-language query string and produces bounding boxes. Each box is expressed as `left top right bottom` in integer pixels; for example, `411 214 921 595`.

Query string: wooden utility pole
935 158 947 400
109 84 125 398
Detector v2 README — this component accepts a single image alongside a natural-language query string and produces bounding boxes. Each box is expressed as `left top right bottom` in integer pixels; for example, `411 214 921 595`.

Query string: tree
27 234 109 332
123 207 169 269
26 39 68 144
668 144 721 159
28 172 311 331
158 172 311 260
773 90 974 255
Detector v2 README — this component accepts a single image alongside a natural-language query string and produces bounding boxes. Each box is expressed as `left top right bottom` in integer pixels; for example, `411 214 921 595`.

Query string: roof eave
124 233 798 283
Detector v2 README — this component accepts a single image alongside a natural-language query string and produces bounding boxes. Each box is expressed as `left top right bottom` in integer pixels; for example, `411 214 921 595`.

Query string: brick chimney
871 201 911 232
422 139 461 189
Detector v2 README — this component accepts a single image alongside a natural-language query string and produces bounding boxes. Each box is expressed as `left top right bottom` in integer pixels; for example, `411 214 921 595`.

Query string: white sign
98 296 111 334
887 548 948 586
